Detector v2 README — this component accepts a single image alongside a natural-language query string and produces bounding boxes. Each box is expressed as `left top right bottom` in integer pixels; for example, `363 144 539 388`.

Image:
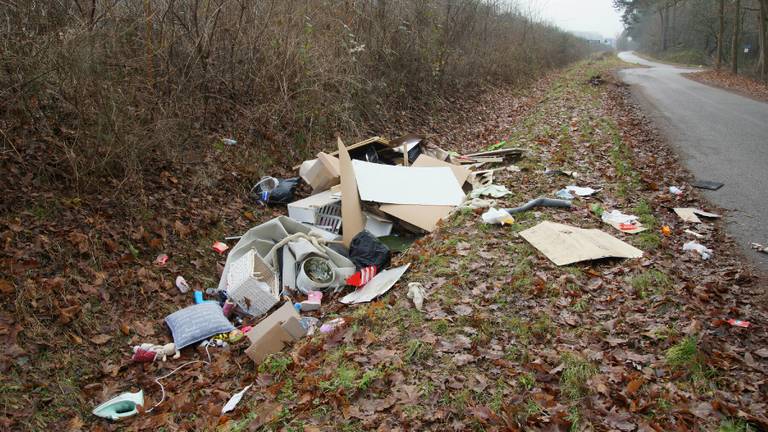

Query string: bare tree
717 0 725 69
732 0 741 74
758 0 767 80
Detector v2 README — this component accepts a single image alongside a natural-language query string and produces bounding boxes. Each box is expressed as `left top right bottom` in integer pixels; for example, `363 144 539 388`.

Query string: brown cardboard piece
379 155 470 232
301 153 340 192
673 208 721 224
520 221 643 266
292 136 392 170
245 302 307 364
338 137 366 247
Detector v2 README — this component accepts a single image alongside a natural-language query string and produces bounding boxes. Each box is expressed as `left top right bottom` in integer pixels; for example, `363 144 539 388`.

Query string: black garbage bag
252 177 300 205
349 231 391 270
269 177 300 204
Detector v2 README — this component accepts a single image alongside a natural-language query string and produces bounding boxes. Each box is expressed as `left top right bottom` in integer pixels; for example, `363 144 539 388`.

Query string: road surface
617 51 768 273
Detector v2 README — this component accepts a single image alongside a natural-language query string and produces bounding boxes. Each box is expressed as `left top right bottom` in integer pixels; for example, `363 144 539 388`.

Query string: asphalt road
617 51 768 273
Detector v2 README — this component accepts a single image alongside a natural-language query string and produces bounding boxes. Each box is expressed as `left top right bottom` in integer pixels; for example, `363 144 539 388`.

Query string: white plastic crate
226 249 279 317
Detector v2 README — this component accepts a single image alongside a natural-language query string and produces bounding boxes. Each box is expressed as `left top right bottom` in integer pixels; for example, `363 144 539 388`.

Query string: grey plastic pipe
503 198 572 214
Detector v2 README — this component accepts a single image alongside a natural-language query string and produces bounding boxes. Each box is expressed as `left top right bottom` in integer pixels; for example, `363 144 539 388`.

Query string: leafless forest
1 1 589 194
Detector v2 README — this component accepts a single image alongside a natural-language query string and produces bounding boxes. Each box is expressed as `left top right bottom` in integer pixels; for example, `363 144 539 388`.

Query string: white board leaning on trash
351 160 465 206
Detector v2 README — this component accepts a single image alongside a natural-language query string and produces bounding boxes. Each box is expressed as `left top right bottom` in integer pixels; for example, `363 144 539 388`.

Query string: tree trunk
759 0 767 81
659 8 668 51
717 0 725 69
731 0 741 75
144 0 153 86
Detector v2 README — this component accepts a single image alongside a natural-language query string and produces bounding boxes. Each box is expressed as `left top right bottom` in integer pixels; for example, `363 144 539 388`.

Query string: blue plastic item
92 390 144 421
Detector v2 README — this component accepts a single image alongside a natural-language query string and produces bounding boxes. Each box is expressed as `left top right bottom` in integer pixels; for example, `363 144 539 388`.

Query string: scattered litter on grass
544 168 579 178
673 208 721 223
685 229 705 238
470 184 512 199
221 385 252 414
669 186 684 195
154 254 169 266
481 208 515 225
683 241 713 260
461 197 496 209
601 209 646 234
212 241 229 254
175 276 190 293
727 319 751 328
77 127 754 429
562 185 598 197
407 282 426 310
320 318 346 334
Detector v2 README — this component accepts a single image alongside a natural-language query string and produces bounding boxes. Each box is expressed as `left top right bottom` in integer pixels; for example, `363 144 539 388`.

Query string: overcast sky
517 0 625 39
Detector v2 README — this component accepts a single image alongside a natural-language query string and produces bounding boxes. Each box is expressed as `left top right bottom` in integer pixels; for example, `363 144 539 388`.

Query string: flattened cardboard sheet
379 155 470 232
520 221 643 266
352 160 464 206
673 208 722 224
339 138 365 247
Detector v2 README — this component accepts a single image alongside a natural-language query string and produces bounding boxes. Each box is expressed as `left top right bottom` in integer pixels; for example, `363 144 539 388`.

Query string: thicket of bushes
1 0 590 193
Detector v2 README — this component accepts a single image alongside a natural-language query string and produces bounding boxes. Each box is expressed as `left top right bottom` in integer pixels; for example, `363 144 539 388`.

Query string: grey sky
517 0 625 39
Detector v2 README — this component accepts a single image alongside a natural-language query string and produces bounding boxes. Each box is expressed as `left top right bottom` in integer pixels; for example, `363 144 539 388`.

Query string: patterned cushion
165 303 235 349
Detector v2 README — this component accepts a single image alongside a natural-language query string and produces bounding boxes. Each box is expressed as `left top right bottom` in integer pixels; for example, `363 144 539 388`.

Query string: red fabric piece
132 348 157 362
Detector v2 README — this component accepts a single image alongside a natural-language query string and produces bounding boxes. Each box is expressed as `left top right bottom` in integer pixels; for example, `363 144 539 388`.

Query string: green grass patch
258 353 293 376
518 372 536 390
318 363 359 393
665 336 716 386
629 269 672 298
560 353 597 400
719 419 756 432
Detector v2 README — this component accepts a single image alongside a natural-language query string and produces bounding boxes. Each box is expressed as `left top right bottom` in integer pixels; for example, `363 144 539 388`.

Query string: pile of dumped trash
92 135 530 420
92 135 725 421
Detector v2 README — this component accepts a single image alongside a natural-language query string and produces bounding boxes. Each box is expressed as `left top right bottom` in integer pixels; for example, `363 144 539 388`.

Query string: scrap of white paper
221 385 252 414
341 264 411 304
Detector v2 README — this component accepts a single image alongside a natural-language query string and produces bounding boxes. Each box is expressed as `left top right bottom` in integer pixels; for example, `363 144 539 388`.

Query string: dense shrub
0 0 590 192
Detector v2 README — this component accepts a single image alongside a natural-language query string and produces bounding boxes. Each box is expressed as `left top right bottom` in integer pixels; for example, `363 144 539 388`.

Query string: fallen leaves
91 334 112 345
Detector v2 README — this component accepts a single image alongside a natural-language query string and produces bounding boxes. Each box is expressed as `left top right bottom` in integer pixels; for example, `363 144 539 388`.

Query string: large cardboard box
300 153 340 192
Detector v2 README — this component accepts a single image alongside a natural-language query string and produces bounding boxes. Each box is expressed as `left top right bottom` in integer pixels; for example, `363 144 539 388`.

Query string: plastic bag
481 208 515 225
349 231 391 270
252 177 300 205
683 241 712 260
